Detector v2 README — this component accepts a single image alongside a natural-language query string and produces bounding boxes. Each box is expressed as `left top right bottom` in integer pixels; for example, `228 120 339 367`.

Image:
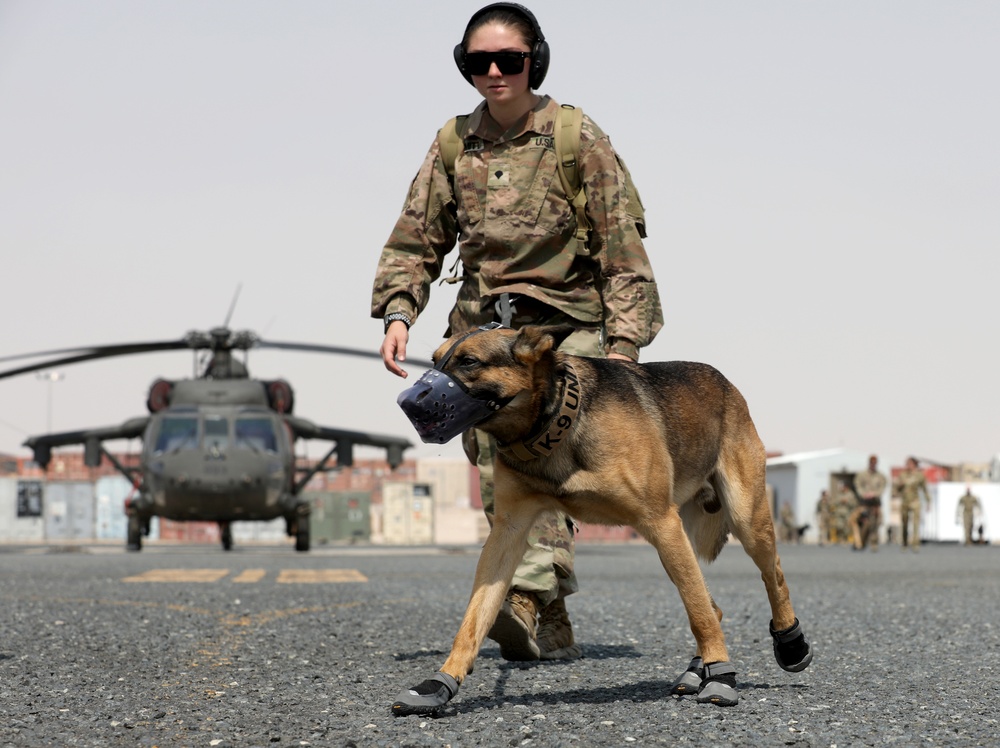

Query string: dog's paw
695 661 739 707
391 672 460 717
669 656 704 695
770 618 813 673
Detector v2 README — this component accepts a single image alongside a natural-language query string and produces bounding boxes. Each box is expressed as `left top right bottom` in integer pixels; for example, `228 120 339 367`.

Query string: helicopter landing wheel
220 522 233 551
295 524 310 552
127 514 142 552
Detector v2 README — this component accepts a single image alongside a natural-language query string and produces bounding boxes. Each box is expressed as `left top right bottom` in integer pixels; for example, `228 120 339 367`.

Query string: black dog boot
669 656 704 695
696 660 739 706
770 618 813 672
391 672 460 717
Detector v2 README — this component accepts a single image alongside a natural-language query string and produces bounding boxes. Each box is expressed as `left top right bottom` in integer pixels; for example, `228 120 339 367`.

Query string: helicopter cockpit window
203 416 229 450
235 417 278 453
154 417 199 453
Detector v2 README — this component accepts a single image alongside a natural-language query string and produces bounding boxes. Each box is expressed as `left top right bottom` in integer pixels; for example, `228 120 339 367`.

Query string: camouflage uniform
815 490 831 546
777 503 796 543
832 486 855 544
372 95 663 606
956 489 982 545
893 467 930 549
851 468 886 550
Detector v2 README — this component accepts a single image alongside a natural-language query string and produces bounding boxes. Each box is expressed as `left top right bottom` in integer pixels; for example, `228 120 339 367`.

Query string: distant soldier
833 482 856 545
955 486 982 546
778 503 797 543
851 454 886 551
893 456 931 551
815 489 832 546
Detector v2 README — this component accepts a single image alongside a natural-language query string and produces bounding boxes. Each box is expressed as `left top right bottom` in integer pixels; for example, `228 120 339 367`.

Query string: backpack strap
554 104 591 244
439 115 468 179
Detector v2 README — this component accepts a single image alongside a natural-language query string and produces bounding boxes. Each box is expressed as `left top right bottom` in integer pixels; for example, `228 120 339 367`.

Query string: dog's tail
679 475 731 563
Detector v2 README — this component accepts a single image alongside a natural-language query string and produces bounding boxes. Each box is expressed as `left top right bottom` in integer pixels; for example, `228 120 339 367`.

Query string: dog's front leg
441 497 539 677
391 489 540 716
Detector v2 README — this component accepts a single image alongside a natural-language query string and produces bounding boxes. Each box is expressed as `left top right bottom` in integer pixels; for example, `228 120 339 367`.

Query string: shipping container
231 518 287 543
0 477 46 542
44 482 95 541
308 491 371 544
94 476 160 543
382 481 434 545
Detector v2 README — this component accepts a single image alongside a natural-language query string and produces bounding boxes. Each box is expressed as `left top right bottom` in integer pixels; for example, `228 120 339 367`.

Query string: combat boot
487 590 540 661
537 597 582 660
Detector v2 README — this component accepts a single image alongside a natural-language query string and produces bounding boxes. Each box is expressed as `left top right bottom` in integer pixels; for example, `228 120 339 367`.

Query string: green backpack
438 103 646 244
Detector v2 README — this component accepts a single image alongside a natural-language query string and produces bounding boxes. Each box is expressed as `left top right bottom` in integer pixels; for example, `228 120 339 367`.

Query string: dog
392 323 812 715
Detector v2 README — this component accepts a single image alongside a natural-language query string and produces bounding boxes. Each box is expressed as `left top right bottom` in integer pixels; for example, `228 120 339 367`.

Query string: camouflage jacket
893 468 930 505
957 492 981 519
371 95 663 360
854 469 887 500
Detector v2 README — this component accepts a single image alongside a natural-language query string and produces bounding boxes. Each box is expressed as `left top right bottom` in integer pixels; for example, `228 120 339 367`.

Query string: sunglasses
464 51 530 77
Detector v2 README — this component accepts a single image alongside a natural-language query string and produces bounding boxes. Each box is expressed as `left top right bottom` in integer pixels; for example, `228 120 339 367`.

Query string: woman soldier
371 2 663 663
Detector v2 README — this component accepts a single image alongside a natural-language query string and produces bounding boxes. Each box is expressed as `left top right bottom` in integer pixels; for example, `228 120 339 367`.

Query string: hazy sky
1 1 998 472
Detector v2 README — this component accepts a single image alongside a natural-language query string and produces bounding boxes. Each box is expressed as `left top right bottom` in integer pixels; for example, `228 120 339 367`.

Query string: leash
497 363 581 461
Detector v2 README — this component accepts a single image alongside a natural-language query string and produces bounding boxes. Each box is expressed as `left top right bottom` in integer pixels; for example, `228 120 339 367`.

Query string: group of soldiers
807 455 986 549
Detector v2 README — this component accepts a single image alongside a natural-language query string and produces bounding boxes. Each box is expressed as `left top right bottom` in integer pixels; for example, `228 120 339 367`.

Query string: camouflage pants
962 515 975 545
471 316 603 607
900 500 922 548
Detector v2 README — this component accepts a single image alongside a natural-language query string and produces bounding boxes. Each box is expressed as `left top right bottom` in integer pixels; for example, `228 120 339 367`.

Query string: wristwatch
384 312 412 333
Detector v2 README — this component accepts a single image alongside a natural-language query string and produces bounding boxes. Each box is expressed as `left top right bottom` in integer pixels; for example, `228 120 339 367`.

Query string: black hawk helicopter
0 326 431 552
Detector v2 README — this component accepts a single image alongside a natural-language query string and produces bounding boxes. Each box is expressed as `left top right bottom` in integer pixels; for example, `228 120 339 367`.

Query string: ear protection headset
453 3 550 89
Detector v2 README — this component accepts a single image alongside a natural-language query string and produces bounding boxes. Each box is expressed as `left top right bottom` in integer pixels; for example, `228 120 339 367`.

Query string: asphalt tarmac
1 540 997 747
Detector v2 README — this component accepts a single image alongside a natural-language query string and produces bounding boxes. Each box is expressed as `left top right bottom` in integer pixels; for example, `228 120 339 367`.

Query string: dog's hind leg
714 456 813 673
391 487 542 716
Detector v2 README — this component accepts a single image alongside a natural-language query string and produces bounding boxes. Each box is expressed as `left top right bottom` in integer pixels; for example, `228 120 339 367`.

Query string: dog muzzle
397 369 507 445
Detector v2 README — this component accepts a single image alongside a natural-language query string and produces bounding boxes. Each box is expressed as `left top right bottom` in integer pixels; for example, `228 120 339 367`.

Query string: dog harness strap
498 363 581 461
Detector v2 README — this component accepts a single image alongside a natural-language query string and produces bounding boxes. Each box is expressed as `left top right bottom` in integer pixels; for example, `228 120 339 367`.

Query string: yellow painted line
232 569 267 584
122 569 231 583
276 569 368 583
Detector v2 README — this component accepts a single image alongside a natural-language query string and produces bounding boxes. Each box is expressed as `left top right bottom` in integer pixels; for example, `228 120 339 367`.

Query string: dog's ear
511 325 576 364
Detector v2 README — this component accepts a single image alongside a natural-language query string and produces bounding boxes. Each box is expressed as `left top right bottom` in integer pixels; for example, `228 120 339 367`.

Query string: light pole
36 371 65 433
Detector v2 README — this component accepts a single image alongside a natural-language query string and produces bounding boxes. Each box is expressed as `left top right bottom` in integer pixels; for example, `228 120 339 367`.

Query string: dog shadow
393 643 644 663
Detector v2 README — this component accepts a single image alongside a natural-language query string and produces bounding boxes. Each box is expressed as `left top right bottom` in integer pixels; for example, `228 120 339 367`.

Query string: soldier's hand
607 352 633 362
380 322 410 378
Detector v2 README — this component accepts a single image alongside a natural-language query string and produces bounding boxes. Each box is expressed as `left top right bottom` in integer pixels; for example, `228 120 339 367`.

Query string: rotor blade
256 340 434 369
0 340 190 381
223 283 243 328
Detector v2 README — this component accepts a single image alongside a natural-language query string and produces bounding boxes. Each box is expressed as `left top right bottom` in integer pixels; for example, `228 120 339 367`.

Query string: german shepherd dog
392 324 812 715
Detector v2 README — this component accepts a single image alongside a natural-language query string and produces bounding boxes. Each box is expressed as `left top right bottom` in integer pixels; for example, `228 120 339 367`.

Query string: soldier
832 481 855 545
955 486 982 546
893 456 931 551
815 489 831 546
371 3 662 663
850 454 886 551
777 502 796 543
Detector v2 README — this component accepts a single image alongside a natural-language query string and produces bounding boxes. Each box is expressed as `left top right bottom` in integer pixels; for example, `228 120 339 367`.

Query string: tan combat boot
537 597 582 660
487 590 540 661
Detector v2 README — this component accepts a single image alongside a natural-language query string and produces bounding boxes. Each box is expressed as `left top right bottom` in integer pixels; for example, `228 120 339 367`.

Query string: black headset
453 2 550 90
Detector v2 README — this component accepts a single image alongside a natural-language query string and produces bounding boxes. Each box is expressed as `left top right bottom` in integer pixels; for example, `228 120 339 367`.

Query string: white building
765 448 872 544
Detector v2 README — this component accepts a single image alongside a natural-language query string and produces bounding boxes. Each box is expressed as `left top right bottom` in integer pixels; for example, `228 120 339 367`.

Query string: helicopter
0 326 432 552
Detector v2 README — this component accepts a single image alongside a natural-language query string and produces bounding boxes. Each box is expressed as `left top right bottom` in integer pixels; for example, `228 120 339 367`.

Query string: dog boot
669 656 704 695
487 590 540 661
770 618 813 672
696 660 739 706
537 597 582 660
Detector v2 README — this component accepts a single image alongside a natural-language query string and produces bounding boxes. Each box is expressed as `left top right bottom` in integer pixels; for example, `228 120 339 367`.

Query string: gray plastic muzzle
397 368 505 444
